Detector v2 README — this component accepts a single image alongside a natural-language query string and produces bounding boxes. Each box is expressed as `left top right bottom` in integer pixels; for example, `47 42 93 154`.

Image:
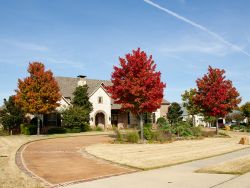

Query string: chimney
77 75 86 86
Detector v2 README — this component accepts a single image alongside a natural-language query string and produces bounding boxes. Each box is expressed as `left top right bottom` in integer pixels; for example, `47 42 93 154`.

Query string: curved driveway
20 135 135 186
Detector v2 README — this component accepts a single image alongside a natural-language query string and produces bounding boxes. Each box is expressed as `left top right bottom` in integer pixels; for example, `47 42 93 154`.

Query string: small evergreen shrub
159 123 171 132
143 127 153 140
174 123 192 137
20 124 37 135
94 126 103 131
80 123 91 132
48 127 66 134
126 131 139 143
173 122 201 137
156 117 167 126
66 127 81 133
144 123 152 129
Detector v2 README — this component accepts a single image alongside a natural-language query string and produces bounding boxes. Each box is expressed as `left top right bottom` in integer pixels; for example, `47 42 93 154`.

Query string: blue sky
0 0 250 105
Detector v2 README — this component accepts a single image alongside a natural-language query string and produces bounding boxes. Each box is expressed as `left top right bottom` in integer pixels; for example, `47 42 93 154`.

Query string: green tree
0 96 25 133
241 102 250 123
72 85 93 111
167 102 183 125
181 88 200 125
61 106 90 131
61 85 93 131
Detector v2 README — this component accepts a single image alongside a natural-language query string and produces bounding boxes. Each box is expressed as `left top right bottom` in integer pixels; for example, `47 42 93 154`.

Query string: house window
98 96 103 104
143 112 152 124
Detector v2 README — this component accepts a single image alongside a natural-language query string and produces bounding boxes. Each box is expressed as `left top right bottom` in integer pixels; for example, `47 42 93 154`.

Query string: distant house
180 104 226 127
180 104 208 127
44 75 170 129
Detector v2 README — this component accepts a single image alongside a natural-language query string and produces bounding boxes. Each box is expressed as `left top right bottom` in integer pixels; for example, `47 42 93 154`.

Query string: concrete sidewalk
66 148 250 188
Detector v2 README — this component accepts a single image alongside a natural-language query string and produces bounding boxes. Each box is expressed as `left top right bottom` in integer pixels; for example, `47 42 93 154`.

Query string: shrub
20 124 37 135
61 106 90 128
191 126 202 137
97 126 103 131
156 117 167 126
66 127 81 133
232 125 247 132
126 131 139 143
144 123 152 129
80 123 91 132
0 128 9 136
0 96 25 132
143 127 153 140
48 127 66 134
115 129 124 142
159 123 171 132
174 124 192 137
173 122 201 137
151 130 167 143
92 126 103 131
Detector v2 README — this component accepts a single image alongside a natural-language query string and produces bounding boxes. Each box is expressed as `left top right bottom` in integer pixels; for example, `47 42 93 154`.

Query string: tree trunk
139 114 144 141
216 117 219 135
37 114 40 135
192 115 195 126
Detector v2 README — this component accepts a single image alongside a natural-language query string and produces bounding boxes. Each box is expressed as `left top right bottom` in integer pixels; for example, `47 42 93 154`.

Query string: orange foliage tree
15 62 61 134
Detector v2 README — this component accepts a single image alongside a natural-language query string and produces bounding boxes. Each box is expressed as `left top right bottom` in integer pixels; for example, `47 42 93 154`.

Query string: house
180 104 208 127
44 75 170 129
181 104 228 127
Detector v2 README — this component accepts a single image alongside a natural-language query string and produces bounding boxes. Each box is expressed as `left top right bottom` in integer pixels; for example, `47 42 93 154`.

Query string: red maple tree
15 62 61 134
106 48 166 139
193 66 241 134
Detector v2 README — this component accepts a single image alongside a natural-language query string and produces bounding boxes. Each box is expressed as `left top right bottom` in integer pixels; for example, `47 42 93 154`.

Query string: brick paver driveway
20 135 135 186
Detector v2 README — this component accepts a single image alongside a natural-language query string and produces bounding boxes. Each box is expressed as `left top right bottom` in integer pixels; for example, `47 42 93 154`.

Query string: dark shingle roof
55 76 112 99
55 76 169 108
162 99 170 105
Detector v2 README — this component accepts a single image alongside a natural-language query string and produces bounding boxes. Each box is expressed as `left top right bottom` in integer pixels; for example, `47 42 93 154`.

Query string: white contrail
144 0 250 57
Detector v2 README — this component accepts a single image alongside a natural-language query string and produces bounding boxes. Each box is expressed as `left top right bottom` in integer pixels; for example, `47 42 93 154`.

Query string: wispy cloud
144 0 250 57
159 39 233 56
1 39 48 52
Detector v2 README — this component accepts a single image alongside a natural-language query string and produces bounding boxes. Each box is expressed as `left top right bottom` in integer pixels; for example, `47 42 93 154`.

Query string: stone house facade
49 76 170 129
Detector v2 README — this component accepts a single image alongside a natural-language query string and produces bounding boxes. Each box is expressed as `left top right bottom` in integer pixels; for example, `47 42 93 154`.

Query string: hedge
20 124 37 135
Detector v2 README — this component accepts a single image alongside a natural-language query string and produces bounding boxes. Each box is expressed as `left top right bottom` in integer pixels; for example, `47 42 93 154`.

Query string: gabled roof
55 76 112 99
55 76 169 108
162 99 170 105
